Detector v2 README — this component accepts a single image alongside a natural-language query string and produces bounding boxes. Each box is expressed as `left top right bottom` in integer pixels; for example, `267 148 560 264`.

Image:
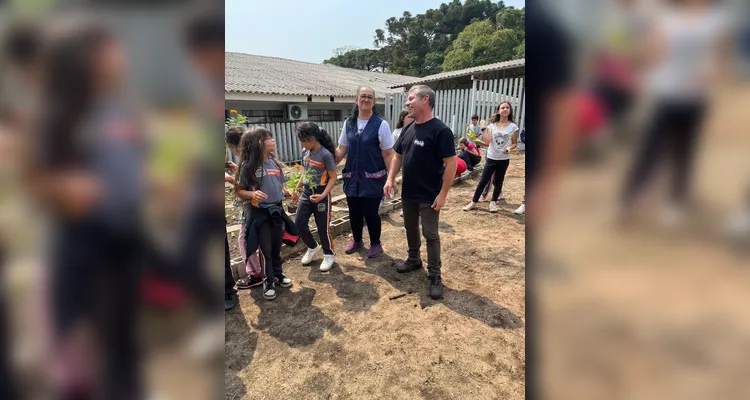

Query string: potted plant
284 164 318 214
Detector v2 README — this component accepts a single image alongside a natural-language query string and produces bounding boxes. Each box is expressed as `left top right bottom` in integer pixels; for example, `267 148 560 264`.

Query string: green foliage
226 109 247 128
324 0 524 77
285 164 319 192
442 22 522 71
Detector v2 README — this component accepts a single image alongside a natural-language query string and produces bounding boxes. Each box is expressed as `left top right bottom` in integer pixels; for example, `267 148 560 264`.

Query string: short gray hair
357 86 375 98
409 85 435 109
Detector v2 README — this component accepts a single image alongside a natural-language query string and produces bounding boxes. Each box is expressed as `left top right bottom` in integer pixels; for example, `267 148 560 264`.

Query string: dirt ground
225 155 526 399
536 85 750 399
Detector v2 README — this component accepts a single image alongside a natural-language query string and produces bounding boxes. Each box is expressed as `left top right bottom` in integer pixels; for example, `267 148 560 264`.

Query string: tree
442 18 522 71
495 7 524 31
324 48 385 72
325 1 524 77
332 46 360 57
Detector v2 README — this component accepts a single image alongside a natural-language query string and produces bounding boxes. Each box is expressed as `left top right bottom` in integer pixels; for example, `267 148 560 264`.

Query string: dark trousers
347 196 382 245
620 100 706 206
295 194 334 255
473 159 510 202
51 217 143 400
459 150 481 171
402 200 442 277
225 230 236 296
178 202 222 316
0 246 17 399
257 217 285 280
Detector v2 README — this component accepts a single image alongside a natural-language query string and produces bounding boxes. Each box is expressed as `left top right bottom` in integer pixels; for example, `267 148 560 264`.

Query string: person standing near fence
384 85 457 300
464 101 519 213
335 86 394 258
617 0 732 227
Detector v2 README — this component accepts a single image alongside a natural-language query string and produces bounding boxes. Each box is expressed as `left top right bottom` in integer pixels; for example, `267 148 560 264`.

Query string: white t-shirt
486 122 518 161
338 118 393 150
392 127 403 143
648 8 729 101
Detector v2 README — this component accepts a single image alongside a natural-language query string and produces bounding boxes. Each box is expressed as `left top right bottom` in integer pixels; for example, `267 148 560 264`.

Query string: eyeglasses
358 95 374 101
263 136 275 143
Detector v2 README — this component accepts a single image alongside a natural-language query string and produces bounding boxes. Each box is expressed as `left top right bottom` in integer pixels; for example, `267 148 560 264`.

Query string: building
388 58 525 91
225 52 418 125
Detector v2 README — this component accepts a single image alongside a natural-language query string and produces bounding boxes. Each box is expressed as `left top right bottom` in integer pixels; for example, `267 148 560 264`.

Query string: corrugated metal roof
225 52 418 98
388 58 525 88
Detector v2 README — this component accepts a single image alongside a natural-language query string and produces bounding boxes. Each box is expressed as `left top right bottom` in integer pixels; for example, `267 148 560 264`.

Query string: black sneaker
263 280 277 301
236 275 264 290
396 259 423 274
275 274 292 288
428 276 444 300
224 293 237 311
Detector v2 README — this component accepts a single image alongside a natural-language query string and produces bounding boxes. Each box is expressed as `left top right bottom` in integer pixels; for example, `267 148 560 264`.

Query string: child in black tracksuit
235 127 293 301
292 122 338 272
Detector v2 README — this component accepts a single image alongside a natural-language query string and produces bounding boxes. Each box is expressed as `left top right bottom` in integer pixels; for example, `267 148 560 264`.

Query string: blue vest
342 115 388 198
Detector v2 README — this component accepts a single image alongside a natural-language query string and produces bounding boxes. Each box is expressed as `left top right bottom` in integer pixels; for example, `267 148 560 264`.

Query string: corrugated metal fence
384 77 526 135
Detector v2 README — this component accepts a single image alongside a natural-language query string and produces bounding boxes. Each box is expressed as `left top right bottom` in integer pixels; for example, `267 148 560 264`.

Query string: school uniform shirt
486 122 518 161
301 147 336 200
394 118 456 204
239 158 286 208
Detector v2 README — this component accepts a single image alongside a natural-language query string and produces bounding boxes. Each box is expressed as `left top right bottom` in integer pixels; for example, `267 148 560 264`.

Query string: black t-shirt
525 0 574 186
394 118 456 204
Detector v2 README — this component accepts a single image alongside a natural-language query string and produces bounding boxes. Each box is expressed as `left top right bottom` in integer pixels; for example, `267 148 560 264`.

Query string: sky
225 0 525 64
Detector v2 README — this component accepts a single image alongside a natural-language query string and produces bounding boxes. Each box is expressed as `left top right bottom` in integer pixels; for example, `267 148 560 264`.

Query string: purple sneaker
344 239 363 254
367 243 383 258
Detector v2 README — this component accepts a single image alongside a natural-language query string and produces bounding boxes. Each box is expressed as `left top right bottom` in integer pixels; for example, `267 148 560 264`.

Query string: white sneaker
320 255 335 272
498 192 505 200
489 201 498 213
515 203 525 215
263 281 277 300
301 245 322 265
463 202 476 211
188 318 224 360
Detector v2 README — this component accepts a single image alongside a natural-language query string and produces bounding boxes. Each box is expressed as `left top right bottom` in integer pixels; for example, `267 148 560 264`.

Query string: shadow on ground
307 263 381 312
353 253 524 329
225 297 256 399
248 286 343 347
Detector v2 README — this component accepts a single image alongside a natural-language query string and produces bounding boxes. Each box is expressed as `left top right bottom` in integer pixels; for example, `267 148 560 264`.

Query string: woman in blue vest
335 86 395 258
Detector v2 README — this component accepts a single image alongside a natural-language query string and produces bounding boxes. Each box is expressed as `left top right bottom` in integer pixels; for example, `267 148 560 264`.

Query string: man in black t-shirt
384 85 457 300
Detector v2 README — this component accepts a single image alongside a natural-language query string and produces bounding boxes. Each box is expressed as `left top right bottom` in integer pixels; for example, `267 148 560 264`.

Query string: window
307 109 342 122
241 110 284 124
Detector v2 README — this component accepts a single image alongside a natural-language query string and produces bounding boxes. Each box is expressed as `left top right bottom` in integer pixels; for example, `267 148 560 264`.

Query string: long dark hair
296 121 336 156
39 20 114 164
347 86 380 130
490 101 515 124
395 109 409 129
236 126 280 191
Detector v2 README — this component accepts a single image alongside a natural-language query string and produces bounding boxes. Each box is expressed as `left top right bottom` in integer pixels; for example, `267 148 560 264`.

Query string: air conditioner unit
287 104 308 121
